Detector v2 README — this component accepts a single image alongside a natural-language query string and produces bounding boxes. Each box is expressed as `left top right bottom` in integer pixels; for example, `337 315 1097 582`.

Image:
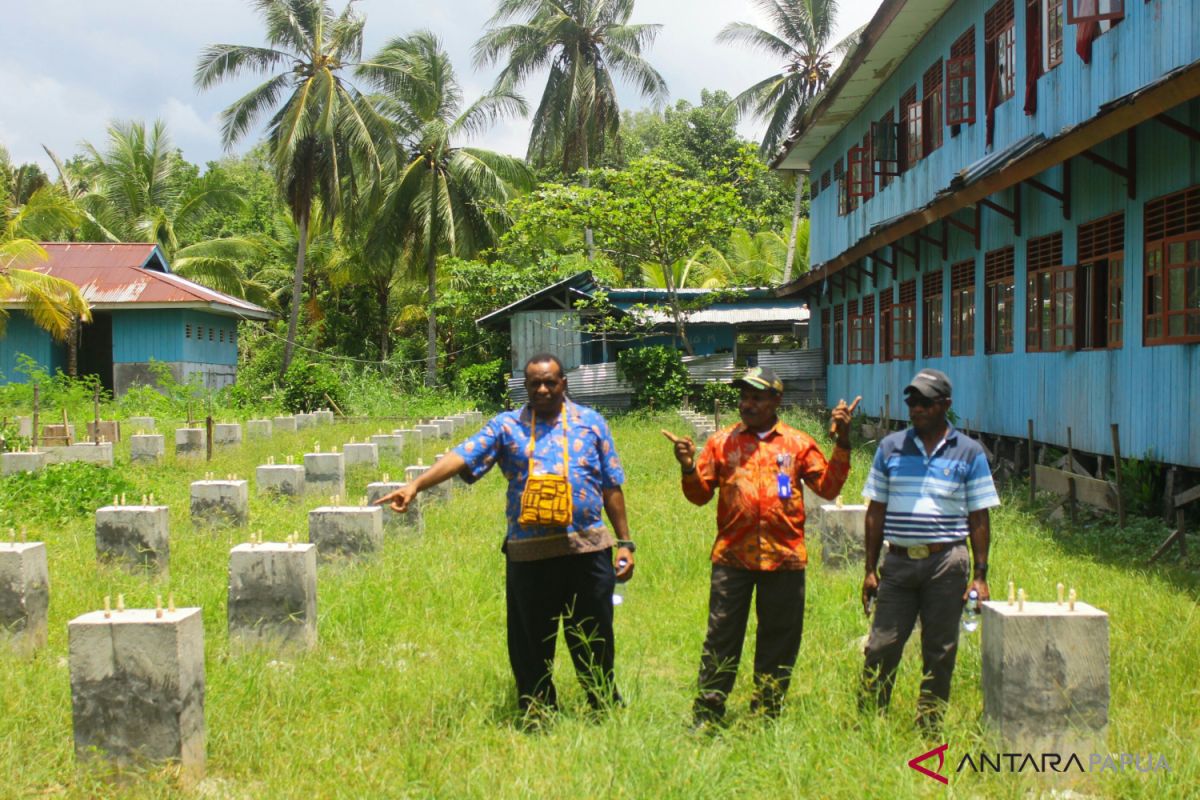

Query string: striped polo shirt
862 426 1000 545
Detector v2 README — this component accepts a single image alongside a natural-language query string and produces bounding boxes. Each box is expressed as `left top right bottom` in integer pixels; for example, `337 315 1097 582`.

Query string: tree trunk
660 263 694 356
281 210 309 379
783 171 806 285
581 138 595 261
378 281 391 362
66 315 79 377
425 240 438 387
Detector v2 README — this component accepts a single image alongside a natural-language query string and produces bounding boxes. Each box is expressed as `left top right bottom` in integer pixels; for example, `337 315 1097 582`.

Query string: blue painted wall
638 324 736 356
0 313 64 382
180 310 239 366
809 112 1200 467
809 0 1200 265
111 309 184 363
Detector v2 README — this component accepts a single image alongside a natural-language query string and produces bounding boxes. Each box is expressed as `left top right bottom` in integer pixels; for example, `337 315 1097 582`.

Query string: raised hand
660 429 696 471
829 395 862 442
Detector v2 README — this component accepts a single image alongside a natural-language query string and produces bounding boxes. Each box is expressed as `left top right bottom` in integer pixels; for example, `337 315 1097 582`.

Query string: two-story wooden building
776 0 1200 468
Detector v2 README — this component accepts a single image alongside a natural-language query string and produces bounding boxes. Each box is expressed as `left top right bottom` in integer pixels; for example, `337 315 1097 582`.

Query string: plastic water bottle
962 589 980 633
613 558 630 606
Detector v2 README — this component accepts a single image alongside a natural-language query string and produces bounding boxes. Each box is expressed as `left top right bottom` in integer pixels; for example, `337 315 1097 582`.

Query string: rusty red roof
14 243 273 320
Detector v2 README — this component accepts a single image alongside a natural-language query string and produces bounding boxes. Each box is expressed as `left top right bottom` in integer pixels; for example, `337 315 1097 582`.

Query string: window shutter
1066 0 1124 24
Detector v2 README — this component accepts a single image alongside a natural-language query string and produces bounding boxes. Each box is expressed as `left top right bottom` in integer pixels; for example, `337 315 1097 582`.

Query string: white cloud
0 61 115 169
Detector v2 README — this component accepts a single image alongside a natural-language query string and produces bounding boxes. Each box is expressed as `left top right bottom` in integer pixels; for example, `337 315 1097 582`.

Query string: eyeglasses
904 395 936 409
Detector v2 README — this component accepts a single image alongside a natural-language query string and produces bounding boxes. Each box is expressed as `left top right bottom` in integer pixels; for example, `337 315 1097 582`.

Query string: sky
0 0 882 173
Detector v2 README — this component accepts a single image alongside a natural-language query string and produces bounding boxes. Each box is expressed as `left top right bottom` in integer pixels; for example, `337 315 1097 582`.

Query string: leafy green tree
357 31 533 386
474 0 668 256
195 0 392 376
718 0 857 280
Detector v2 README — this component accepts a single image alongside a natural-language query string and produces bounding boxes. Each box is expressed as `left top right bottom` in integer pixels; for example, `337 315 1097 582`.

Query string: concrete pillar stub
256 465 306 497
68 607 205 779
371 434 404 458
42 442 114 466
127 416 156 431
308 506 383 562
3 451 49 475
0 542 49 655
303 453 345 497
95 505 170 572
130 434 166 464
802 485 824 530
981 601 1110 755
414 424 439 442
294 412 317 429
246 419 273 438
433 420 454 439
315 409 335 424
16 416 33 437
342 442 379 468
228 543 317 649
366 481 422 533
272 416 298 432
190 481 249 527
817 504 867 568
212 423 242 446
175 428 205 458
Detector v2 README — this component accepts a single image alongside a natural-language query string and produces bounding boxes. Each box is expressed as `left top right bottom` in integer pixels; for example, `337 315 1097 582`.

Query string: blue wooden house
775 0 1200 468
0 243 273 395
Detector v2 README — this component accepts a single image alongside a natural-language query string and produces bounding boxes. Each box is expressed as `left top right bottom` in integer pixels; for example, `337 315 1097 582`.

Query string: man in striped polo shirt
859 368 998 731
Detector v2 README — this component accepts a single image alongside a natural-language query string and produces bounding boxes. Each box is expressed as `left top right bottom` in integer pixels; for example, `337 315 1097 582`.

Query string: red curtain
1024 1 1043 115
1076 0 1100 64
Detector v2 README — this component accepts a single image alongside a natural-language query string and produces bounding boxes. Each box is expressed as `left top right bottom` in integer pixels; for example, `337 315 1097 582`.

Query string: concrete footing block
175 428 205 458
272 416 297 432
395 428 421 447
127 416 156 432
246 419 272 438
0 541 49 655
982 600 1110 755
432 420 454 439
341 442 378 468
213 423 242 446
43 442 114 466
803 485 824 529
3 451 49 475
405 464 447 501
315 410 335 424
95 505 170 572
366 481 422 534
228 543 317 649
414 424 440 442
130 434 166 464
370 434 405 459
304 453 345 498
308 506 384 562
16 416 33 437
68 606 205 778
190 480 249 527
295 412 317 429
817 504 866 568
256 465 305 498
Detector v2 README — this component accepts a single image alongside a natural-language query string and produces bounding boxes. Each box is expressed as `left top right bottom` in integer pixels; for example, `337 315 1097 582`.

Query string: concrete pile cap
231 541 316 554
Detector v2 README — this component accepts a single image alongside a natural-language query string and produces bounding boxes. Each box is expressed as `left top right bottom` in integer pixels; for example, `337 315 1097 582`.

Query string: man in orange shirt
665 366 859 725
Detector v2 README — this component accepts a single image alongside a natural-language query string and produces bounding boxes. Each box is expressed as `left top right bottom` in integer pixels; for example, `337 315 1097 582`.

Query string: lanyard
526 403 571 477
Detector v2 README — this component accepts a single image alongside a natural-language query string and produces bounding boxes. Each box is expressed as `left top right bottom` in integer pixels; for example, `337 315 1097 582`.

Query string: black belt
888 540 966 559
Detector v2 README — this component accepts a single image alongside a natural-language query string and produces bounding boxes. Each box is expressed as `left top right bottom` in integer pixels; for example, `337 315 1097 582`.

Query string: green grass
1 411 1197 798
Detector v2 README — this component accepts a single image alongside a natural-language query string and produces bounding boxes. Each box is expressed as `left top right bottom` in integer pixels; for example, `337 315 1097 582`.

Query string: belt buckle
908 544 931 559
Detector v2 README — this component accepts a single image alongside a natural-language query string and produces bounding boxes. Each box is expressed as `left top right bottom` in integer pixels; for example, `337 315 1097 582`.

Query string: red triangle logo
908 743 949 785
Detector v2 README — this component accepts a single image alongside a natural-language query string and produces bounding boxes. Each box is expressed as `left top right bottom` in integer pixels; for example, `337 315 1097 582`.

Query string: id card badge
775 454 793 499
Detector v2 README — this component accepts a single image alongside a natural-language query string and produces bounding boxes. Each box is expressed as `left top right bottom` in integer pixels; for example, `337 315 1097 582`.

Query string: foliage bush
617 346 688 410
0 463 135 528
454 358 509 409
280 359 344 413
690 381 739 413
1117 452 1165 518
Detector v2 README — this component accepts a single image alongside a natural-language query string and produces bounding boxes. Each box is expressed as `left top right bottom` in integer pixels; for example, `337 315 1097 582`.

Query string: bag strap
526 402 571 477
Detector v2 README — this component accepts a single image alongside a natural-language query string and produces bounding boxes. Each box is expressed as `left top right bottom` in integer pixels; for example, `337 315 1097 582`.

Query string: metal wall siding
111 309 184 363
810 119 1200 467
809 0 1200 265
0 313 54 382
511 310 582 372
180 310 238 366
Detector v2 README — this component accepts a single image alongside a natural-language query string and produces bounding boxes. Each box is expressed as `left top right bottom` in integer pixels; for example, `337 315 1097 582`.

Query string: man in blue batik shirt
858 368 999 732
377 353 635 717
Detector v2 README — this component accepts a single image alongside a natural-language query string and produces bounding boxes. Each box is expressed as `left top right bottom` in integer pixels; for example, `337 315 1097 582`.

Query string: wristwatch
973 562 989 579
616 539 637 552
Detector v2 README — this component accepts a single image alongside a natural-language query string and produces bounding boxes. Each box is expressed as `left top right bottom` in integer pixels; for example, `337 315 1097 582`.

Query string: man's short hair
524 352 565 378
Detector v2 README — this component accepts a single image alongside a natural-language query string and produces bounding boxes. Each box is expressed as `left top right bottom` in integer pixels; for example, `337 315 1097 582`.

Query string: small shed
0 243 272 395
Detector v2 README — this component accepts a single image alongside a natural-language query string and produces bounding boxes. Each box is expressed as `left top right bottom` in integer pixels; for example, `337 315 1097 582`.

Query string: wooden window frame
950 260 976 356
1143 185 1200 345
901 86 922 169
986 0 1017 106
922 62 944 156
873 114 900 187
879 287 894 364
833 303 845 365
1026 232 1075 352
1043 0 1065 69
849 136 875 201
821 171 831 190
1066 0 1124 24
1077 211 1125 349
895 280 917 361
821 307 831 363
947 29 977 127
922 270 944 358
984 246 1016 354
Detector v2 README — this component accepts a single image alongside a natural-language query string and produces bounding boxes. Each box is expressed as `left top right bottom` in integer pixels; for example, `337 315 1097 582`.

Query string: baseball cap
904 368 952 400
731 366 784 394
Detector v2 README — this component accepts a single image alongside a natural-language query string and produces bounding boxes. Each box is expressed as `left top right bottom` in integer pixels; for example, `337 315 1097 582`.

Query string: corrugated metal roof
8 242 273 320
636 306 809 326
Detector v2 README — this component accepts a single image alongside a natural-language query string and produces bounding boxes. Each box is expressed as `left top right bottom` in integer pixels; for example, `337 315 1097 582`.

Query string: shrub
617 346 688 410
454 359 509 409
280 360 344 413
691 381 739 412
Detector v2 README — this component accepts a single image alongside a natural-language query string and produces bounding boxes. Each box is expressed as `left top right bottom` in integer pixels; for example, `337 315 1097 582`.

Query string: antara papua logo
908 744 950 785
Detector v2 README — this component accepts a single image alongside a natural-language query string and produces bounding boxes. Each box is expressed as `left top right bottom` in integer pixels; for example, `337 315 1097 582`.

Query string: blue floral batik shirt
452 401 626 561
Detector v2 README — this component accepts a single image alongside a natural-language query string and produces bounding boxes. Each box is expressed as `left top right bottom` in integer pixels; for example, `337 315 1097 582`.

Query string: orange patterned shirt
682 420 851 571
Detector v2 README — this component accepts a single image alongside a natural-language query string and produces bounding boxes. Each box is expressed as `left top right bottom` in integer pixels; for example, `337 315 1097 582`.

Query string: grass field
1 410 1197 799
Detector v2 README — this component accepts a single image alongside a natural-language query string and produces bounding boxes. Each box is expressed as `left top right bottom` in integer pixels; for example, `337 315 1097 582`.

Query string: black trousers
695 564 807 720
505 548 618 711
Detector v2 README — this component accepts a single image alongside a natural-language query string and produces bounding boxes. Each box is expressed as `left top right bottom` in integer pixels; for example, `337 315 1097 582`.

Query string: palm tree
474 0 668 256
1 189 92 341
195 0 392 376
718 0 857 282
358 31 533 386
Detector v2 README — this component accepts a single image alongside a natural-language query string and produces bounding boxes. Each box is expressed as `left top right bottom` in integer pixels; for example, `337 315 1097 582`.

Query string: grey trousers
861 542 969 721
695 564 806 720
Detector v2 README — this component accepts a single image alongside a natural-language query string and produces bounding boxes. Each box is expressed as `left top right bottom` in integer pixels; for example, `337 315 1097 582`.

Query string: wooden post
713 398 720 430
62 408 71 445
187 401 193 428
92 386 100 445
205 416 214 462
884 394 890 430
1177 508 1187 560
32 384 40 451
1066 427 1077 524
1028 419 1036 504
1164 467 1178 523
1110 424 1125 527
